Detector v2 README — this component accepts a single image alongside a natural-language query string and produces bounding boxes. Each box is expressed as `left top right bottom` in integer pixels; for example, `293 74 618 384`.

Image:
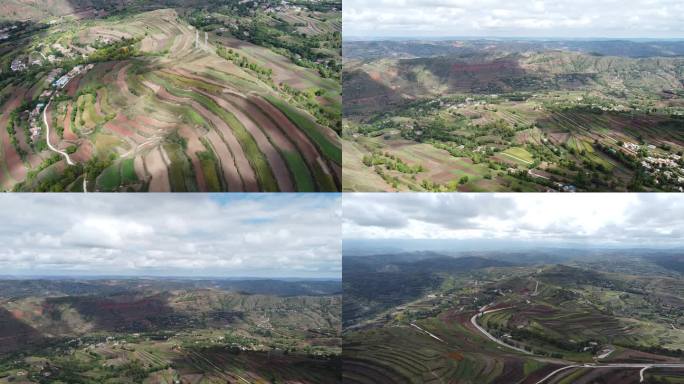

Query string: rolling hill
0 0 341 192
343 39 684 192
0 278 342 383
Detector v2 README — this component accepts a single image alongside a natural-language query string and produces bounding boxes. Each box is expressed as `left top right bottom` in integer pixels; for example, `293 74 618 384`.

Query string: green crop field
343 251 684 383
0 1 341 192
343 39 684 192
0 278 342 384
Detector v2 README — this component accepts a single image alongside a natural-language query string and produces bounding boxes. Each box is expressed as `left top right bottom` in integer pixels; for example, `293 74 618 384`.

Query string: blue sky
344 0 684 39
0 194 341 278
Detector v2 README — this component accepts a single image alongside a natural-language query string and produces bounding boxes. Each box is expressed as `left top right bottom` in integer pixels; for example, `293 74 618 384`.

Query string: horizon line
0 275 342 281
343 35 684 42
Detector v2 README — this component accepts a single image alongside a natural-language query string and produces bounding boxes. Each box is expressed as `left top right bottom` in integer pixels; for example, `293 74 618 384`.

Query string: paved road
534 363 684 384
470 307 533 355
470 305 684 384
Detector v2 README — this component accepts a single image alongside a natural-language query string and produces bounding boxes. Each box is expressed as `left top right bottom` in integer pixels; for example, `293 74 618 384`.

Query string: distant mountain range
344 39 684 60
0 278 342 299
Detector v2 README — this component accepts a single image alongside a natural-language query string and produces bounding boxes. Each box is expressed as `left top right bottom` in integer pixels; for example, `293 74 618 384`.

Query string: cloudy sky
0 194 341 278
344 0 684 39
343 194 684 247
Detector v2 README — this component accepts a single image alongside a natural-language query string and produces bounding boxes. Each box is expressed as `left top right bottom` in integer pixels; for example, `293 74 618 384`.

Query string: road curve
44 97 75 166
533 365 580 384
469 304 684 384
534 363 684 384
470 307 533 355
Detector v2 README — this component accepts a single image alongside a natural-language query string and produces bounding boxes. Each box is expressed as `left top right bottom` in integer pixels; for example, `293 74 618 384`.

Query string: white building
10 59 26 72
55 75 70 88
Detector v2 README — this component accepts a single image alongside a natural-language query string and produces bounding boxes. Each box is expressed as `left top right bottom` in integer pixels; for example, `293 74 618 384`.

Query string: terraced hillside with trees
343 250 684 383
0 278 342 383
343 39 684 192
0 0 341 191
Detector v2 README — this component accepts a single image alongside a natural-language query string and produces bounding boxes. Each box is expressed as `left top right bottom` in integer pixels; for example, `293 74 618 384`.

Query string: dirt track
145 146 170 192
116 63 134 99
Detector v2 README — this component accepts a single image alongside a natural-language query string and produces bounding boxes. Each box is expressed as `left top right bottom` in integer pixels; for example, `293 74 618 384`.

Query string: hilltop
0 0 341 192
0 278 342 383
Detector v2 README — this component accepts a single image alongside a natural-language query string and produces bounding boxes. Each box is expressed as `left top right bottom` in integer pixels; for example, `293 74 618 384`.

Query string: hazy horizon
343 36 684 42
0 274 342 281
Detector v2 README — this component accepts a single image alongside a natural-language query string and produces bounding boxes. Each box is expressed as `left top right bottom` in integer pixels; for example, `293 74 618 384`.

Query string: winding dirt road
44 97 74 166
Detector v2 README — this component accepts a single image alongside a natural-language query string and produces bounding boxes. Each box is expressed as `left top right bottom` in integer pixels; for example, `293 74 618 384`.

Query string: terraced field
343 255 684 383
0 280 342 383
0 7 341 192
343 39 684 192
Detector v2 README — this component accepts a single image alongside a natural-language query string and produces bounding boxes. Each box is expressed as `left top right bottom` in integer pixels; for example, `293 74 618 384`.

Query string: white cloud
343 194 684 246
343 0 684 38
0 194 341 278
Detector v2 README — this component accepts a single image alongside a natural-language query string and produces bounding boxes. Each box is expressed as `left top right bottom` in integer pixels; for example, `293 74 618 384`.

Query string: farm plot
2 7 341 192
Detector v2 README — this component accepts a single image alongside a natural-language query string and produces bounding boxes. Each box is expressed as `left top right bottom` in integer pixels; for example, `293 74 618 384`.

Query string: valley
0 278 342 383
342 250 684 383
343 39 684 192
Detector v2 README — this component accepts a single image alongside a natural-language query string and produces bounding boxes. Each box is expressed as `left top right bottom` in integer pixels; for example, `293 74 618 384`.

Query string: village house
11 58 26 72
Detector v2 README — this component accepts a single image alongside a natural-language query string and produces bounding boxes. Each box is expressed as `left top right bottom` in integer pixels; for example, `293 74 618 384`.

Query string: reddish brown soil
104 114 147 143
150 83 253 191
62 102 78 141
126 115 166 136
104 115 135 137
66 76 81 97
205 130 243 191
201 90 294 192
447 351 464 361
250 96 334 176
178 125 208 192
71 141 93 163
144 146 170 192
224 93 302 188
